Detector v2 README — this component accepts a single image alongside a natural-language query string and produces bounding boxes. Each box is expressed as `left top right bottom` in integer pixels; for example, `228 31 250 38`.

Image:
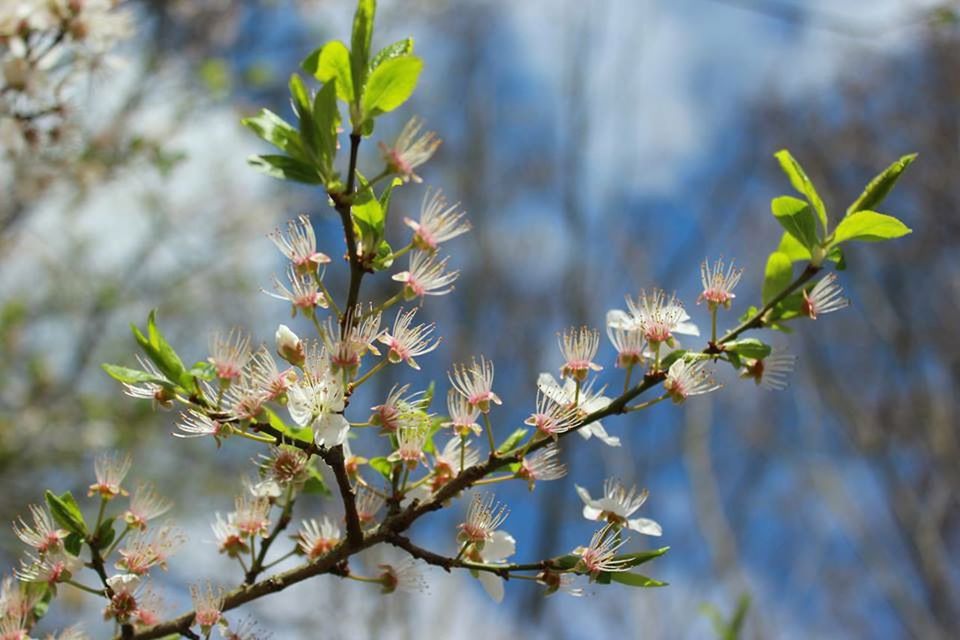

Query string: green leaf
832 210 912 244
265 408 312 442
725 339 772 361
101 364 170 387
312 79 341 180
240 109 306 159
147 311 186 381
617 546 670 568
552 555 579 571
776 231 810 262
609 572 668 588
497 428 529 454
660 349 688 369
44 490 87 536
303 41 354 103
361 55 423 121
771 196 819 250
371 37 414 70
350 0 376 98
248 155 324 184
303 465 331 496
762 251 793 305
63 532 83 556
96 519 116 548
846 153 917 216
369 456 394 480
774 149 827 231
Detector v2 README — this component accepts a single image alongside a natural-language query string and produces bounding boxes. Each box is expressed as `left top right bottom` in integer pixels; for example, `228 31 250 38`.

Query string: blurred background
1 0 958 638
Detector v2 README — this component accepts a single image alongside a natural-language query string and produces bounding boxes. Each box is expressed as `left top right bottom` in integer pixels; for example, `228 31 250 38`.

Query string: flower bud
275 324 305 367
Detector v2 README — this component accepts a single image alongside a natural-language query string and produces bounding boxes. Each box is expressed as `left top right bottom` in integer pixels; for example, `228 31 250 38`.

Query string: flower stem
483 413 496 454
351 358 389 390
65 579 105 597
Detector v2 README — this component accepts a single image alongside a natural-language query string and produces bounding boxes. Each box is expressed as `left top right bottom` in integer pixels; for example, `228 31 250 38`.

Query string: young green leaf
369 456 394 480
616 546 670 568
762 251 793 305
371 37 414 70
350 0 376 96
771 196 819 250
361 55 423 122
303 465 332 496
831 210 912 244
312 79 341 179
248 155 324 184
774 149 828 231
240 109 305 159
497 428 529 454
44 490 87 536
101 364 170 387
609 572 668 588
303 41 354 104
846 153 917 216
776 231 810 262
725 339 772 360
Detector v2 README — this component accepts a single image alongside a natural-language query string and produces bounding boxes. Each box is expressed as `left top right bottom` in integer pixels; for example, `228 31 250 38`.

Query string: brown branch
386 533 552 578
320 444 364 546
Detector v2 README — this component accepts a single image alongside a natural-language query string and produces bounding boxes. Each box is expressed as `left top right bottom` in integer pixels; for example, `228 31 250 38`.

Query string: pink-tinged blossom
448 356 501 414
607 289 700 348
378 116 441 183
232 495 271 539
378 307 440 370
663 358 720 404
16 551 80 586
174 410 230 444
802 273 849 319
536 373 619 447
518 443 567 490
257 446 309 487
558 327 603 381
443 390 482 437
355 487 384 526
378 559 429 594
298 517 341 560
222 617 272 640
525 389 580 441
223 372 267 423
208 328 252 382
606 322 646 369
392 251 459 300
116 526 184 575
576 479 662 536
264 266 328 315
248 347 294 402
132 587 164 628
12 505 65 555
323 308 382 376
268 214 330 273
387 420 430 470
698 257 743 309
104 573 144 623
370 384 424 433
575 525 631 579
89 451 132 499
190 582 224 632
46 624 89 640
740 350 797 391
211 513 247 558
124 484 173 531
404 188 471 252
432 437 479 484
0 575 40 628
457 493 509 545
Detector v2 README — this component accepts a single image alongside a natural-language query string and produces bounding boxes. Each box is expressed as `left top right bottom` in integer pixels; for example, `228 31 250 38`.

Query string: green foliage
770 196 819 251
101 364 171 387
44 490 87 536
609 572 668 587
371 38 415 69
350 0 377 102
702 593 751 640
368 456 394 480
761 251 792 305
724 339 772 360
247 155 324 185
831 210 912 244
773 149 827 231
303 465 332 496
846 153 917 216
497 428 529 453
303 41 355 103
360 55 423 124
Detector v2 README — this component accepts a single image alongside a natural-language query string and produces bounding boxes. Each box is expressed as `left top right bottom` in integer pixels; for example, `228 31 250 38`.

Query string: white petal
675 320 700 337
536 373 565 404
628 517 663 536
314 412 349 447
575 484 594 506
606 309 634 330
583 422 621 447
482 531 516 562
287 385 314 427
477 571 505 603
582 505 603 521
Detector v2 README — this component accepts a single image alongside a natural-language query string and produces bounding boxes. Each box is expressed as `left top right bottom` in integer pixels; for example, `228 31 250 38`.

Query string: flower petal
477 571 505 603
627 517 663 536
